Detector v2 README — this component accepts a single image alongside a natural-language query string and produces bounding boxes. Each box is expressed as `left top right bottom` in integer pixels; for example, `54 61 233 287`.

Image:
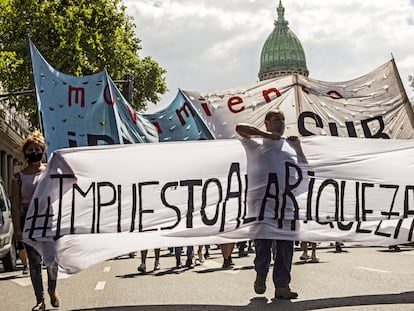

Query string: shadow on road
72 291 414 311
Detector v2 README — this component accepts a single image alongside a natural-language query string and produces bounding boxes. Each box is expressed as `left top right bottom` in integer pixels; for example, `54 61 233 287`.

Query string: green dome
259 1 309 80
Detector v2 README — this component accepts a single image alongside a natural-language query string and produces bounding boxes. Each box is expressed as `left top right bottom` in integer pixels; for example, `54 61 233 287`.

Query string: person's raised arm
236 123 281 140
287 136 308 164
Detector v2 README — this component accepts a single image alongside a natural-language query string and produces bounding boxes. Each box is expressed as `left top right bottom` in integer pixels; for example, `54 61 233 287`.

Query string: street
1 243 414 311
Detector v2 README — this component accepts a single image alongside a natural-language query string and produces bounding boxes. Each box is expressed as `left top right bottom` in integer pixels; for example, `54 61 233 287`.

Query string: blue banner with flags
143 89 214 142
29 39 159 159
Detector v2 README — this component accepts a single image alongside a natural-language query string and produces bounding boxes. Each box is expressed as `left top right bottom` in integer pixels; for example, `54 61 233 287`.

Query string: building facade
0 99 30 192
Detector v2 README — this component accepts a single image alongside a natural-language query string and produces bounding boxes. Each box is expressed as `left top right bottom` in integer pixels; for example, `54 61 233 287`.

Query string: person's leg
154 249 161 270
310 243 319 262
138 250 148 272
274 239 297 299
47 263 60 308
335 242 342 252
238 241 248 257
253 239 272 294
175 247 182 268
25 242 45 308
248 240 254 253
197 245 204 262
17 242 29 274
227 243 235 265
185 246 194 268
204 244 210 258
220 243 235 268
300 241 309 260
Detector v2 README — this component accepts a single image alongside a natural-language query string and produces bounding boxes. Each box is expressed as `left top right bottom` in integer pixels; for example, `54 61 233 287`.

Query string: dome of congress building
259 0 309 80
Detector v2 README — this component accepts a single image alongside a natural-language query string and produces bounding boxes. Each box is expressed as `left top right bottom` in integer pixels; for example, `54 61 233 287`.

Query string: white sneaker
198 252 204 263
154 260 160 271
137 263 146 273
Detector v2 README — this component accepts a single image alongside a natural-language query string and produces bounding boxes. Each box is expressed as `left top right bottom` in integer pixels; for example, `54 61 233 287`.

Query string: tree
0 0 167 126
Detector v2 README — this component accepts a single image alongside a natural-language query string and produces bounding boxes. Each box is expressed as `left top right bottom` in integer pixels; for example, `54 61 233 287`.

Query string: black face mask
25 151 43 163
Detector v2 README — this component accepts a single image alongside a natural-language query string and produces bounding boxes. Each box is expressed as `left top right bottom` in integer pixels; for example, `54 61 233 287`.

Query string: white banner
23 136 414 276
183 60 414 139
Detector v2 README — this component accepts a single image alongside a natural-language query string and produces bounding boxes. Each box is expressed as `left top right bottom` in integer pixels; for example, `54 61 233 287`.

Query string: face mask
25 151 43 163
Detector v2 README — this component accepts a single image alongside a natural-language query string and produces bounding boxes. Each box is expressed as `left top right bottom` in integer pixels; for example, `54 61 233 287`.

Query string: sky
123 0 414 112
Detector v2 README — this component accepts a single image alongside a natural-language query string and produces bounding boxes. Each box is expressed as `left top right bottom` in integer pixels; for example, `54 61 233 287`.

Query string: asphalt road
1 243 414 311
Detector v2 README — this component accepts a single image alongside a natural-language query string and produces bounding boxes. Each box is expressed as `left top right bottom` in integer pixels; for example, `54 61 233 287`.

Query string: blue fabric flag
143 90 214 142
29 39 159 159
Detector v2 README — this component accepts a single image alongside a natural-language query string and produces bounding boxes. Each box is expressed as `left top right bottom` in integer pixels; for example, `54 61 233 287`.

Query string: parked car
0 177 17 271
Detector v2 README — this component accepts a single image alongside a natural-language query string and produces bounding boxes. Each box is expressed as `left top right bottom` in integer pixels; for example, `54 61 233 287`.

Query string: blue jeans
254 239 293 288
175 246 193 262
24 242 57 303
21 208 57 303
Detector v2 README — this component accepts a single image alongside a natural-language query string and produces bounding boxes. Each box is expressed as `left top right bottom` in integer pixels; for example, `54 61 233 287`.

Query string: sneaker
299 254 310 261
32 300 45 311
137 263 146 273
275 287 298 299
154 260 160 271
254 273 267 294
310 256 319 263
197 252 204 263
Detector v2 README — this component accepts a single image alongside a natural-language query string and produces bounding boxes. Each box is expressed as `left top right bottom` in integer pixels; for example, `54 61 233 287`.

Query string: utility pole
120 73 134 103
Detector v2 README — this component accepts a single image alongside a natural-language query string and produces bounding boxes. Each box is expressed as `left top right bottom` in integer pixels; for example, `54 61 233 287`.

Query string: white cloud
124 0 414 110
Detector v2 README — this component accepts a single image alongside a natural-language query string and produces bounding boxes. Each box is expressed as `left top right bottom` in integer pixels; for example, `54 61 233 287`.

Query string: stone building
0 97 30 192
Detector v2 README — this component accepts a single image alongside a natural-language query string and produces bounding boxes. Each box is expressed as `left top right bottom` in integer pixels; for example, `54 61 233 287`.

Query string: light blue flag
143 89 214 142
29 39 158 159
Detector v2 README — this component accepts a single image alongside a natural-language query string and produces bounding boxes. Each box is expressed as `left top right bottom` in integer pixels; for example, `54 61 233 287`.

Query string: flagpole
391 57 414 129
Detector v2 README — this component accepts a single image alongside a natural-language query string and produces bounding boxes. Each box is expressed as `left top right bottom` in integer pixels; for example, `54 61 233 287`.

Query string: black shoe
229 256 235 266
185 258 194 268
222 258 232 269
239 249 248 257
176 260 182 268
204 251 210 259
275 287 298 299
254 273 267 294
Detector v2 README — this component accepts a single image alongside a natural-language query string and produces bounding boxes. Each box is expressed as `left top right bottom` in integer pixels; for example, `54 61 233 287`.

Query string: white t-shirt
241 137 300 220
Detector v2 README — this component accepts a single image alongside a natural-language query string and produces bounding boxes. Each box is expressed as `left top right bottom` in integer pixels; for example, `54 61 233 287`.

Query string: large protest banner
23 136 414 276
29 39 158 158
146 60 414 140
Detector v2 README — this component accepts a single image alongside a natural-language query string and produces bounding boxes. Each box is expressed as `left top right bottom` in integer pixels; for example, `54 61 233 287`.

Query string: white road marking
103 266 111 273
11 277 32 287
6 270 47 287
356 266 391 273
94 281 106 290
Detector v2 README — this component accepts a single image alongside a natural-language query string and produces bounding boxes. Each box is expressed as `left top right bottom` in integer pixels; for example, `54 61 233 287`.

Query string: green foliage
0 0 167 126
